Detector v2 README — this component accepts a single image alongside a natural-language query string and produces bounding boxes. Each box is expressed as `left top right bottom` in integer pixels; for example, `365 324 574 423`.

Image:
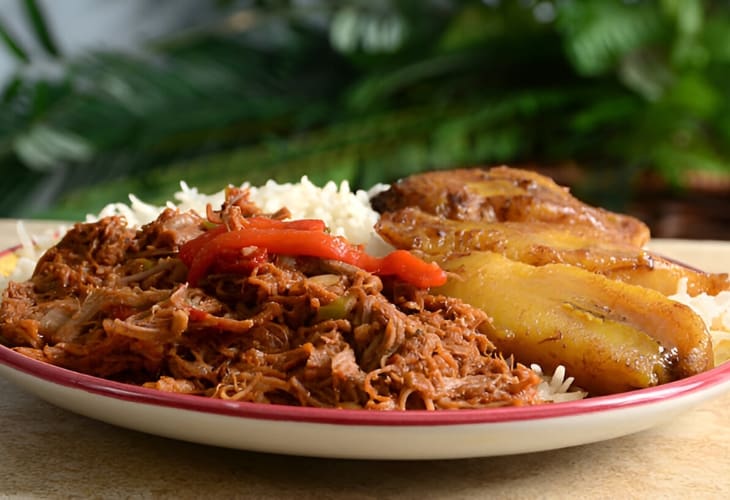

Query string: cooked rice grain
670 278 730 365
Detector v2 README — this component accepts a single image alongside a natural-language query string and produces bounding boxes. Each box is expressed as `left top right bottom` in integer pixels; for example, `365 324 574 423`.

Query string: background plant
1 0 729 220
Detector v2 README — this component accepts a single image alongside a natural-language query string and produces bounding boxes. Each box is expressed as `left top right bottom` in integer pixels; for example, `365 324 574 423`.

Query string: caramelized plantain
376 207 730 296
374 166 720 394
436 251 714 395
371 166 650 246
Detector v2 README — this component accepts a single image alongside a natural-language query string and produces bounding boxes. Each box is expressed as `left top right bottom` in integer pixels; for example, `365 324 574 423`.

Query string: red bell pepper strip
178 224 226 265
179 218 326 264
179 224 447 289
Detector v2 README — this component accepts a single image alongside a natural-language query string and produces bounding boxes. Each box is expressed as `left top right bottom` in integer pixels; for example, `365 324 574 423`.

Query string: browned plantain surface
373 165 719 394
437 251 714 395
376 207 730 296
371 166 650 246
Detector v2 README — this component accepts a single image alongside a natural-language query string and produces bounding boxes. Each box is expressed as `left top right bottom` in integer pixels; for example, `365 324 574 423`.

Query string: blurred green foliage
1 0 730 220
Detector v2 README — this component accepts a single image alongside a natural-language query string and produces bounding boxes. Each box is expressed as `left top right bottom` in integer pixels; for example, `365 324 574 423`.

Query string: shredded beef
0 194 543 410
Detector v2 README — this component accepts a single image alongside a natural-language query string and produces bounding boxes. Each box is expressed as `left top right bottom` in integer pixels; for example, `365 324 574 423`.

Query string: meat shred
0 192 542 410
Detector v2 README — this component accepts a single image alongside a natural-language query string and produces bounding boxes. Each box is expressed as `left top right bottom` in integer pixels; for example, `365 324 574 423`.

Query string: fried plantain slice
376 207 730 296
436 251 714 395
370 166 650 246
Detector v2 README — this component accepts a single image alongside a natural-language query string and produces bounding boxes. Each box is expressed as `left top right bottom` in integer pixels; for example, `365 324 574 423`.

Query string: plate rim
2 342 730 427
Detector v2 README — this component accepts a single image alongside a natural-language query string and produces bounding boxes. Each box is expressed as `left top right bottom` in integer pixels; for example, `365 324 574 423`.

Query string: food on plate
370 166 651 246
1 166 727 406
436 251 712 395
0 187 559 410
376 206 730 296
371 166 727 395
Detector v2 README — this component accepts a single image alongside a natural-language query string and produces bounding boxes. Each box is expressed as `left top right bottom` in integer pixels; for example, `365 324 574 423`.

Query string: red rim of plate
0 244 21 258
2 342 730 426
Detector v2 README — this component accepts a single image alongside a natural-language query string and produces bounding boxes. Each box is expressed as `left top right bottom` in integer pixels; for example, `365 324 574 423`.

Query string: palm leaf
47 86 595 219
1 75 22 104
4 0 730 221
0 17 29 63
556 0 667 76
21 0 59 57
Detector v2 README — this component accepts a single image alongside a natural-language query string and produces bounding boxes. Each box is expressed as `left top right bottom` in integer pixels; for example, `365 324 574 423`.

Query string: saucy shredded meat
0 189 542 410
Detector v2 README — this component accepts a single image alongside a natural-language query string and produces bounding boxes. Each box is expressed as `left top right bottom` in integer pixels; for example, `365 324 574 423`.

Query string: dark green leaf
2 75 23 103
3 0 730 221
556 0 667 76
22 0 60 57
0 18 30 63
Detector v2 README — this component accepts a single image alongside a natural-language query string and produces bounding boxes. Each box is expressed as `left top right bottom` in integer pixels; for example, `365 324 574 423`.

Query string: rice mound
90 176 393 256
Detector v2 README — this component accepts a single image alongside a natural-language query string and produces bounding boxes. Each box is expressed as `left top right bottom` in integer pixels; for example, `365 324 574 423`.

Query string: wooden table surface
1 219 729 499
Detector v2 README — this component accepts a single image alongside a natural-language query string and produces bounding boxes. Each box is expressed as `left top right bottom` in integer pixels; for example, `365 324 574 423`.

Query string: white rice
88 176 393 257
0 221 70 290
532 364 587 402
670 278 730 366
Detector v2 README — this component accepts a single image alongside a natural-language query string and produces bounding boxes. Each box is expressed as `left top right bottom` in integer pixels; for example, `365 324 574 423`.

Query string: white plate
2 337 730 460
2 239 730 460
